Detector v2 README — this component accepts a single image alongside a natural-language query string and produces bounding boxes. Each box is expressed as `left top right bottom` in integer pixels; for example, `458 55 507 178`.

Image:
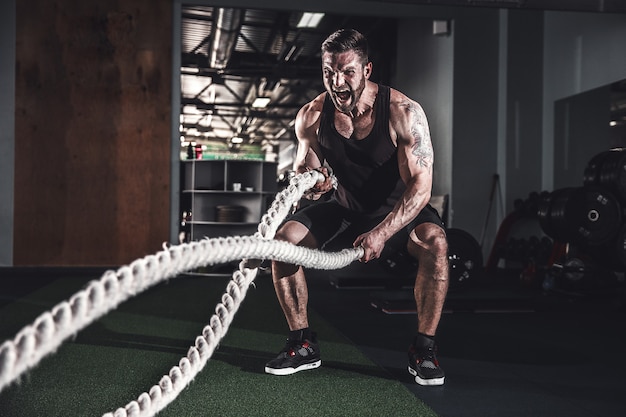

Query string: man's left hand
353 230 386 263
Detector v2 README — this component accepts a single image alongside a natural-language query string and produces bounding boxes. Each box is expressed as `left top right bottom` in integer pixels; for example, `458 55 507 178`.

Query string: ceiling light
183 104 199 114
297 12 324 28
252 97 271 109
181 66 199 74
231 136 244 144
278 42 302 62
284 44 298 62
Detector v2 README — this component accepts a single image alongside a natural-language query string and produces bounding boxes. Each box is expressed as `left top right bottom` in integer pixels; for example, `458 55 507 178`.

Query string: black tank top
318 84 405 216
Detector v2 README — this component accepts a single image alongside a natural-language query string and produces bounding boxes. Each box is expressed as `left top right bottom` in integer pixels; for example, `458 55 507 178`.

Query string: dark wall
14 0 172 266
554 85 612 189
506 10 544 205
451 8 501 237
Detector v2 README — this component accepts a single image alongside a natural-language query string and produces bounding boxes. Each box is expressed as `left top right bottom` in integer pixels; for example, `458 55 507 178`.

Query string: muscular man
264 29 449 386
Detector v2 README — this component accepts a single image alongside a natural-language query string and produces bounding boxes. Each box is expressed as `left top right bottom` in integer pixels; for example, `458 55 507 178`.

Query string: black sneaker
407 335 445 386
265 335 321 375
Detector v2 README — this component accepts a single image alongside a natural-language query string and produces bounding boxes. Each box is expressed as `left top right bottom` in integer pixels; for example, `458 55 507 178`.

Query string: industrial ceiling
179 6 397 161
178 2 626 161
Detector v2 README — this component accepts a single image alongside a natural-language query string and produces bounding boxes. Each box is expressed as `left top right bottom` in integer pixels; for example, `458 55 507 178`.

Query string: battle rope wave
0 170 364 417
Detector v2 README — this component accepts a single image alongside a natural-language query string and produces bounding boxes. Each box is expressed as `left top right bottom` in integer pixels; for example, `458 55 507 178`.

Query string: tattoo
403 101 433 169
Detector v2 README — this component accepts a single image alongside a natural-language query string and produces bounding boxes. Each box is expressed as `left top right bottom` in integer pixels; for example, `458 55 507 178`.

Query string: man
264 28 449 386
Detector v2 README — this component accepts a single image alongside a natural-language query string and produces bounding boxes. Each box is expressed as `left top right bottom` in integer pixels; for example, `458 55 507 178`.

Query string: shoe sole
265 360 321 376
408 366 445 386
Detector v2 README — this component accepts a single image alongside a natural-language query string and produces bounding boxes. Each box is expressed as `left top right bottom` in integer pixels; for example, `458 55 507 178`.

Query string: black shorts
287 199 445 251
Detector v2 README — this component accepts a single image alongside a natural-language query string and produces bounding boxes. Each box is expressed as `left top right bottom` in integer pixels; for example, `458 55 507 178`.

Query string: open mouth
334 90 351 102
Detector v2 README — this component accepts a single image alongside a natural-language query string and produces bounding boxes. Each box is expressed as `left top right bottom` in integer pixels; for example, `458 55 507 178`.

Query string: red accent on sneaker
288 349 296 357
302 341 310 348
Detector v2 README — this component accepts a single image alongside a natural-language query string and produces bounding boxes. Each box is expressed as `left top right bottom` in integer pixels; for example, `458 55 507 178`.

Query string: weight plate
378 227 483 290
447 228 483 288
584 148 626 204
537 187 621 246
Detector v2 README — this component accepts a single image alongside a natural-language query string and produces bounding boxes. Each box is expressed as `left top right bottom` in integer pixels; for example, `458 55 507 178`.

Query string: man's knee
428 232 448 260
275 220 317 247
407 226 449 277
408 225 446 254
272 221 317 277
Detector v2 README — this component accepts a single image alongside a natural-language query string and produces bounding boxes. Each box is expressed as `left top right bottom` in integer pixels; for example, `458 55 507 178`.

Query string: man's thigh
286 201 349 248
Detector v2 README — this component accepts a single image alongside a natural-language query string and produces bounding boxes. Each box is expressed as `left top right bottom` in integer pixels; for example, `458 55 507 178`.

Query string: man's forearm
375 179 431 241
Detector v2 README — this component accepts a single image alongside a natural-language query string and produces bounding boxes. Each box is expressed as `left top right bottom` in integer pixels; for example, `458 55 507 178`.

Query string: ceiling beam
182 97 305 110
182 52 321 80
383 0 626 13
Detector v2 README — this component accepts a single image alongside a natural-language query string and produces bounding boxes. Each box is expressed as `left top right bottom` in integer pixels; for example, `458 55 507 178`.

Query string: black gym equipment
377 227 483 289
532 149 626 296
586 224 626 272
537 186 621 247
447 228 484 290
329 227 483 291
583 147 626 204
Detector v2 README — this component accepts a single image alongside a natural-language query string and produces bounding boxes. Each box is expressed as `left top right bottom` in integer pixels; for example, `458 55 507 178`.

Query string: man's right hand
304 167 334 200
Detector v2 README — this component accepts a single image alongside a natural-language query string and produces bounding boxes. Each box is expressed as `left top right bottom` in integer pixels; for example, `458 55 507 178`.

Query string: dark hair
321 29 370 65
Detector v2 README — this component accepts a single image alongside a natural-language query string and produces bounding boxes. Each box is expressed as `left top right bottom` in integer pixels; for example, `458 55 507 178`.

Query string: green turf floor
0 272 438 417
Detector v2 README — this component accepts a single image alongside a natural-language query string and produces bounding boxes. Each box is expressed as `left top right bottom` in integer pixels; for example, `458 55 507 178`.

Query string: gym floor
308 266 626 417
1 265 625 417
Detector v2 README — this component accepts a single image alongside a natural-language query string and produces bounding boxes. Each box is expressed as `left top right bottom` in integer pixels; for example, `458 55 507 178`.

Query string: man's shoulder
297 93 326 124
388 88 424 119
296 92 327 138
301 92 326 114
388 87 416 108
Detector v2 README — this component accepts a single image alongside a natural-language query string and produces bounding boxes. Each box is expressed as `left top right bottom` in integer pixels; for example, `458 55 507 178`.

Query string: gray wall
505 11 544 207
0 0 15 266
554 85 612 190
450 8 501 243
394 18 454 203
542 11 626 191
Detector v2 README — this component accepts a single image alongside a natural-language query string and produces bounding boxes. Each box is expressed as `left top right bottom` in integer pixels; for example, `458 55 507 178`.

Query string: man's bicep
397 101 434 185
294 101 325 173
398 141 432 189
305 146 324 169
406 102 434 170
293 136 324 173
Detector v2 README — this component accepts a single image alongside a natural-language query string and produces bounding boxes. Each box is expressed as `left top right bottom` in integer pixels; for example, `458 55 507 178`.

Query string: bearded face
322 50 371 114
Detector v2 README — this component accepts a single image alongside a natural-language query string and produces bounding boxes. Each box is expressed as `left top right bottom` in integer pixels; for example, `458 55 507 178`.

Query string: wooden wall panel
14 0 172 266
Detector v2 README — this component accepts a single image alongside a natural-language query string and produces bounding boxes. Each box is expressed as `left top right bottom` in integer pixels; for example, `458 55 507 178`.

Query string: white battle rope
0 170 364 417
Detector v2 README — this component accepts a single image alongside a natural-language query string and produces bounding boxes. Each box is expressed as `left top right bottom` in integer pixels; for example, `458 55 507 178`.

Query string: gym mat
0 272 438 417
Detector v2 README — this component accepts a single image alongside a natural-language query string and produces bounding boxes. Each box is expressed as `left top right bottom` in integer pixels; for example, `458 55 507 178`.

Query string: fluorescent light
181 66 200 74
252 97 271 108
297 12 324 28
284 44 298 61
231 136 244 144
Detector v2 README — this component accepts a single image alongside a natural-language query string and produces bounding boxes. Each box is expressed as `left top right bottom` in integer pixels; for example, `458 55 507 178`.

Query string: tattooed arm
353 92 434 261
390 96 434 225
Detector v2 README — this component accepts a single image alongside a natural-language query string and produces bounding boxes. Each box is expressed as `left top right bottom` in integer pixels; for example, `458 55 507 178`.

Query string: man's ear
364 62 372 79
